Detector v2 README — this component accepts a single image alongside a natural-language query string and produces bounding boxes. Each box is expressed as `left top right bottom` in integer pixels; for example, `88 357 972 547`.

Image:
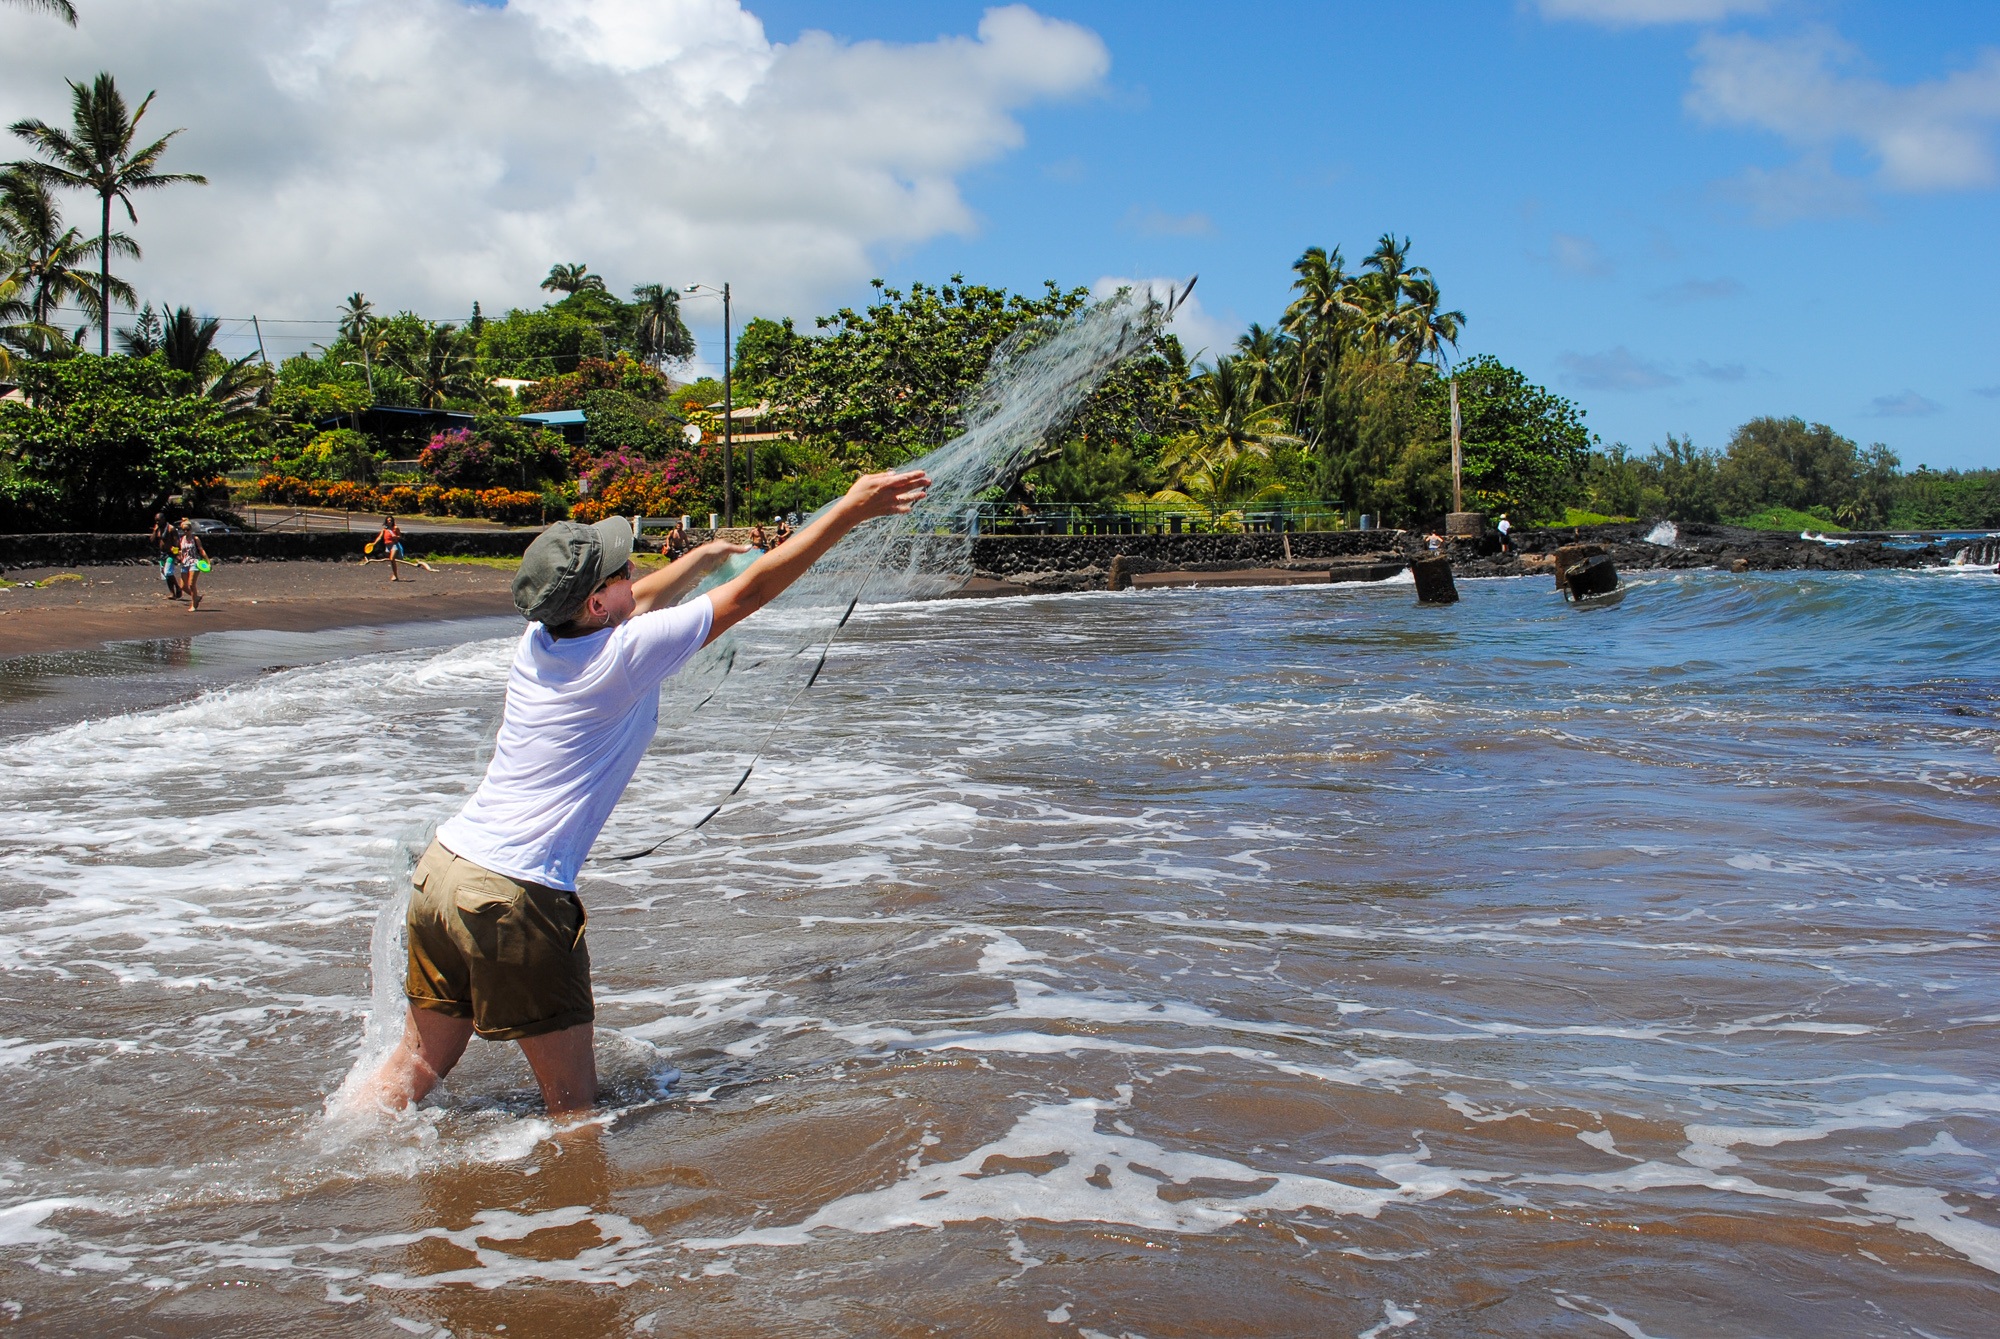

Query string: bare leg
389 552 401 580
352 1005 474 1112
518 1023 597 1116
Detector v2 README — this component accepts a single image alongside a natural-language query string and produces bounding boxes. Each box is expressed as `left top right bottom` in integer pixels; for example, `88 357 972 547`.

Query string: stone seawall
967 531 1405 577
0 529 539 569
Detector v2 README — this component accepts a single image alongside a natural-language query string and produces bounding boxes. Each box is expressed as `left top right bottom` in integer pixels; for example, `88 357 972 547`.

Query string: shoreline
0 558 525 658
3 523 1984 659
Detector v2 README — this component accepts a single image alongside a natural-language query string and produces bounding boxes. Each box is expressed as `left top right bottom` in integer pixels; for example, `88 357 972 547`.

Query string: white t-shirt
437 595 714 891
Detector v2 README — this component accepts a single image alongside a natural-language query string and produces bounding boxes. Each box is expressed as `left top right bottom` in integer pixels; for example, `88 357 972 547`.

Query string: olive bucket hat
512 516 636 626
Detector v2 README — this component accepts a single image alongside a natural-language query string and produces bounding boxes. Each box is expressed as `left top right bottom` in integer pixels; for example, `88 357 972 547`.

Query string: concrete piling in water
1563 554 1620 600
1412 556 1459 604
1552 542 1607 597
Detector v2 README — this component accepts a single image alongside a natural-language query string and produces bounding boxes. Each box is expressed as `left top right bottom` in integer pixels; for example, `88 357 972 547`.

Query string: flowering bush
418 420 568 491
246 475 548 524
569 444 713 523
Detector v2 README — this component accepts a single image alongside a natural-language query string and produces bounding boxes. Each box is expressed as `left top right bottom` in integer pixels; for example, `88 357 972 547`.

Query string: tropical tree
4 0 76 22
541 262 604 297
1233 323 1291 408
629 282 694 369
1145 356 1296 527
9 72 206 356
0 166 131 357
336 291 380 395
386 322 478 408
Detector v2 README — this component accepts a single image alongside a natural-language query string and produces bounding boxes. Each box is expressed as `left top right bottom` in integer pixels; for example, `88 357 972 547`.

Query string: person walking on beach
152 513 183 600
175 519 206 612
378 515 404 580
351 468 929 1117
366 515 434 579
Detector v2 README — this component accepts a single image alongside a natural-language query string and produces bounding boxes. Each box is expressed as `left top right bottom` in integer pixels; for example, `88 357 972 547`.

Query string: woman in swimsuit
375 516 407 581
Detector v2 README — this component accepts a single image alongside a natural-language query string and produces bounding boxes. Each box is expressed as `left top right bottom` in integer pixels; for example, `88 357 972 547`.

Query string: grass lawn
1558 508 1635 526
417 553 677 570
1725 507 1848 533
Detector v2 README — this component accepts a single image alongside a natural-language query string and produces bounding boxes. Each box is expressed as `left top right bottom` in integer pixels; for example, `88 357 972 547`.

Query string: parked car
186 519 240 535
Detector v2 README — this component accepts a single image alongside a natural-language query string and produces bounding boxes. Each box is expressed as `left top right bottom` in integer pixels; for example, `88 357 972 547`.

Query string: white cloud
1866 390 1940 418
1547 231 1613 278
1536 0 1768 27
1122 206 1214 238
0 1 1108 352
1090 276 1233 362
1558 347 1679 391
1689 29 2000 197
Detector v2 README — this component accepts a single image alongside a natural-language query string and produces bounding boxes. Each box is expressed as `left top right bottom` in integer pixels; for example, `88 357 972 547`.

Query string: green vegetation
1728 506 1847 533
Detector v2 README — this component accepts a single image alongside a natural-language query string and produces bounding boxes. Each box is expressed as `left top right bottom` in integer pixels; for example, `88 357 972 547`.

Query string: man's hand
837 469 930 523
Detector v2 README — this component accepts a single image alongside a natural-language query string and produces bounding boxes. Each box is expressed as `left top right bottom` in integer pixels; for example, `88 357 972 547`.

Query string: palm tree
1280 246 1363 431
1148 356 1298 528
387 322 478 409
4 0 77 22
9 72 206 356
116 300 160 354
630 282 693 368
1233 323 1292 409
541 263 604 297
336 291 378 396
0 166 131 357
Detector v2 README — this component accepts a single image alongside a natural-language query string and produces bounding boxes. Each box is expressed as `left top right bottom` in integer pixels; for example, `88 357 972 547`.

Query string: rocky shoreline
963 521 1980 595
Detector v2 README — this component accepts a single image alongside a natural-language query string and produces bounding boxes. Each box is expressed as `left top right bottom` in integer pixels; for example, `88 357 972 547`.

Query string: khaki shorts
405 839 593 1041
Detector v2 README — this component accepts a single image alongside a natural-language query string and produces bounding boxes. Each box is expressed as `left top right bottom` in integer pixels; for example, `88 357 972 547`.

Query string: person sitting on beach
350 467 929 1118
176 519 206 612
152 513 183 600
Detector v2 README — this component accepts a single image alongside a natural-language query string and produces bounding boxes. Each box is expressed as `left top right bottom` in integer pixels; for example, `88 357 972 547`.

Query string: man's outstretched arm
703 469 929 646
630 538 751 616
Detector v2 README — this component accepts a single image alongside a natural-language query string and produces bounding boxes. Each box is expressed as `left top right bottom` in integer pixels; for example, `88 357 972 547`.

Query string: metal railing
967 501 1368 536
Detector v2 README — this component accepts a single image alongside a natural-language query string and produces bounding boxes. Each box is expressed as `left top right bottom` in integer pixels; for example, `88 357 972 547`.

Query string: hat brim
589 516 634 582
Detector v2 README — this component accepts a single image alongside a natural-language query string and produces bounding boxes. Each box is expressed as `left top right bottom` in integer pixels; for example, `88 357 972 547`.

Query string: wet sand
0 558 523 657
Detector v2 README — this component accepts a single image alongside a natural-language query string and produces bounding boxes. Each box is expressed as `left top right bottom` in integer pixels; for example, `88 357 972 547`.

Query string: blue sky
740 0 2000 469
3 0 1994 469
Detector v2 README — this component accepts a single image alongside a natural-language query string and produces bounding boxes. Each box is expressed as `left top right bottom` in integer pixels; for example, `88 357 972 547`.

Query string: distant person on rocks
1424 531 1443 554
349 467 929 1118
176 519 206 612
152 513 183 600
1496 514 1514 553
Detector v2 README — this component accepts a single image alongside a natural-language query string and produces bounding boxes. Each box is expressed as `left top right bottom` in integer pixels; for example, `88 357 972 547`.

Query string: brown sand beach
0 557 527 657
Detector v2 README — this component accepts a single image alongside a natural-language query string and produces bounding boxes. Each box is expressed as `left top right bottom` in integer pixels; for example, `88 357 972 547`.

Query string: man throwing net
352 468 928 1116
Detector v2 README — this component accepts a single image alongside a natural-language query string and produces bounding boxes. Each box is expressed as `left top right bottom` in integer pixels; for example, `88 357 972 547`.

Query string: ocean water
1 567 1997 1336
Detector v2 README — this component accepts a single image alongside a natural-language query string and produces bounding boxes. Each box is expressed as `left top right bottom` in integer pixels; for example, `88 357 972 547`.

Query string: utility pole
722 281 734 527
251 315 271 367
1450 378 1463 515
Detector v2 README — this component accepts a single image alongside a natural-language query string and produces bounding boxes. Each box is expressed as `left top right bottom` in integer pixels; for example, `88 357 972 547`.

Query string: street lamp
683 282 736 527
